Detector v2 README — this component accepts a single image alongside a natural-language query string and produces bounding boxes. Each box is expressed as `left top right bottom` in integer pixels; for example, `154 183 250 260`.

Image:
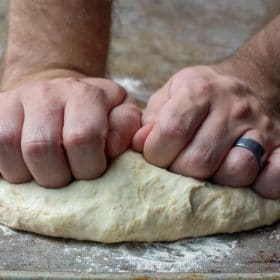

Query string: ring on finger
234 137 265 171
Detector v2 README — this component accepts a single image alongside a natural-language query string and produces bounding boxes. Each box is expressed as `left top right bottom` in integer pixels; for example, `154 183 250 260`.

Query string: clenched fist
133 66 280 199
0 77 140 187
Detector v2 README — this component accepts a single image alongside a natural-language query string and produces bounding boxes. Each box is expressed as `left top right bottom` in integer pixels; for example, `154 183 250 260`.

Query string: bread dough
0 151 279 243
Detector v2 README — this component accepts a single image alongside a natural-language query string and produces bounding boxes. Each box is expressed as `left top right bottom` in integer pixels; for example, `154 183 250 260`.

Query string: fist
0 77 140 187
133 66 280 199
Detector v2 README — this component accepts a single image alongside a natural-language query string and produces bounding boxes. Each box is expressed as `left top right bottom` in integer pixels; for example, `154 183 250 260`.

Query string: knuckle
79 82 97 94
113 106 141 131
22 137 61 157
230 98 251 120
25 83 59 105
0 129 20 149
163 115 189 139
189 80 212 106
30 82 57 101
108 80 127 95
63 127 105 147
186 149 216 178
193 98 210 114
93 87 107 104
260 114 273 132
129 104 141 120
193 78 218 102
77 84 107 104
36 81 53 94
72 82 90 94
196 80 215 97
229 80 247 94
122 103 141 121
226 152 258 185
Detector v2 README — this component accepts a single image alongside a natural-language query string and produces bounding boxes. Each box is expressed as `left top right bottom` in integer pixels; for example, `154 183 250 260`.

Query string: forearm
1 0 112 90
214 15 280 113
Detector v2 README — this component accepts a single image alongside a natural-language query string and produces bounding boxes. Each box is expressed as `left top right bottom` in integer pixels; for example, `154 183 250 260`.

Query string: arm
1 0 112 89
214 15 280 115
0 0 140 187
133 15 280 199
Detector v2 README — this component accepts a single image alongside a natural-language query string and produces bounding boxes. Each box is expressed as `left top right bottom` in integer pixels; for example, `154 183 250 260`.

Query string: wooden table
0 222 279 279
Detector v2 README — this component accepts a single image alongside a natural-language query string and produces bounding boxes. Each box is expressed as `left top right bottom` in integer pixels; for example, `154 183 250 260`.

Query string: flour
0 223 15 236
113 76 150 102
62 236 237 273
270 229 280 240
113 77 142 94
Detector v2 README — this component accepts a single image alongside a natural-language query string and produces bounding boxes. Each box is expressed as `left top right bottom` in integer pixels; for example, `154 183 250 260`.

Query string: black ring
234 137 265 170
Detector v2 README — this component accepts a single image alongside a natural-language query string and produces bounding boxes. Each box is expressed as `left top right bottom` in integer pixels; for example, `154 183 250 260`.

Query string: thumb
106 96 141 158
132 86 168 151
132 123 154 152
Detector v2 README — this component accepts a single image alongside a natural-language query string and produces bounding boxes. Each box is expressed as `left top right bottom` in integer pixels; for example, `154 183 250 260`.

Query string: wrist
213 54 270 92
212 55 280 115
1 68 87 91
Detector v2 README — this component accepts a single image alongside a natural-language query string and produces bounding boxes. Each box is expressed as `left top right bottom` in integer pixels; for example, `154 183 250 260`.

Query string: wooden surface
0 222 279 277
0 1 280 278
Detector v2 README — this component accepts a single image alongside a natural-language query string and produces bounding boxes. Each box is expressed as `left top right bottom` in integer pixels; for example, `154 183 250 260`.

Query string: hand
0 74 140 187
133 66 280 199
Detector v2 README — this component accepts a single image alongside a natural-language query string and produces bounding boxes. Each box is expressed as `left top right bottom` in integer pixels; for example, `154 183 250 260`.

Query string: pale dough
0 151 279 243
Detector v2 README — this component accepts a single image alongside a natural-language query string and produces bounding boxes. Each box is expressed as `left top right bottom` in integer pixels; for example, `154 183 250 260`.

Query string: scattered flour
1 223 238 272
270 229 280 240
0 223 16 236
113 77 142 93
63 236 238 273
113 76 150 102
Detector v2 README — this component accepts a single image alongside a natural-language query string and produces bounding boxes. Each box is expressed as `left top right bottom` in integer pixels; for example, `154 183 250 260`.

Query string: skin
133 15 280 199
1 1 280 199
0 0 141 187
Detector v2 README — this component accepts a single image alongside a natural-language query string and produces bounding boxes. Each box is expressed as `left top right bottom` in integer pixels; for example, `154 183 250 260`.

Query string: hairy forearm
1 0 112 90
214 15 280 113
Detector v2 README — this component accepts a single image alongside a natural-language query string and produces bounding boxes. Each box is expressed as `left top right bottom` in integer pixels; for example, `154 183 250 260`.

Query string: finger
170 111 241 179
132 85 170 153
142 85 170 125
143 89 210 167
21 100 71 188
132 123 154 152
212 130 270 187
82 78 126 109
0 96 32 183
106 96 141 157
252 147 280 199
63 90 108 180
